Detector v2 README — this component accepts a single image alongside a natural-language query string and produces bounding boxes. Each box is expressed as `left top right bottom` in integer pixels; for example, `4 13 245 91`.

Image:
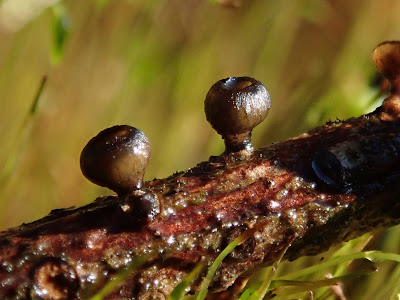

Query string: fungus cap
372 41 400 82
204 76 271 152
80 125 150 195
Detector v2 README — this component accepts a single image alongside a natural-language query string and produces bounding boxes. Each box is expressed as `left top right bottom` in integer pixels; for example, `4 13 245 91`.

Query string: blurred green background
0 0 397 227
1 1 400 299
3 0 398 230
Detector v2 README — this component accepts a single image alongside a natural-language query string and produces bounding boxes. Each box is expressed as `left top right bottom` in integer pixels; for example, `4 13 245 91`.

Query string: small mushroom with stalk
80 125 159 219
372 41 400 122
204 76 271 153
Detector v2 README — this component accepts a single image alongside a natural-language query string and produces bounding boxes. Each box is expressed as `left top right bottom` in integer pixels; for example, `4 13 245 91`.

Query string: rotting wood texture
1 105 400 299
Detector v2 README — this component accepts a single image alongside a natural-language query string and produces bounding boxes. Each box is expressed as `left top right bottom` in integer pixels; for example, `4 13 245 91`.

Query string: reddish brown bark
1 105 400 299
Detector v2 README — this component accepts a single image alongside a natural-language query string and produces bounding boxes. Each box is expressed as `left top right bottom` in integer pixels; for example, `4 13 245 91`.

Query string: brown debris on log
1 107 400 299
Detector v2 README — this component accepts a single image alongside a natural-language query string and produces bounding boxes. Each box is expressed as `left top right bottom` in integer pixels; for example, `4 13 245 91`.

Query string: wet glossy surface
1 112 400 299
80 125 151 195
204 77 271 152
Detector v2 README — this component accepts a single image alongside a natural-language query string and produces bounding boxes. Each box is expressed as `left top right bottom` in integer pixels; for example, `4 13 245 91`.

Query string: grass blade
168 262 205 300
247 237 294 300
277 251 400 281
88 253 155 300
196 223 268 300
270 272 371 299
0 76 47 185
239 283 261 300
29 76 47 115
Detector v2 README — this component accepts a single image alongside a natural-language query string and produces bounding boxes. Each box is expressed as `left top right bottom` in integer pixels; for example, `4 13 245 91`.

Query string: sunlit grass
162 229 400 299
0 76 47 186
168 263 205 300
196 222 280 300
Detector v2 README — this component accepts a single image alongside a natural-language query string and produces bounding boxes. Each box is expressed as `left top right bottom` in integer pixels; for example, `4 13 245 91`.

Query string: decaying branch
1 106 400 299
2 42 400 299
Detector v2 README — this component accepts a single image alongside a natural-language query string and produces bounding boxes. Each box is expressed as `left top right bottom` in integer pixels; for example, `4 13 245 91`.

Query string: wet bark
1 106 400 299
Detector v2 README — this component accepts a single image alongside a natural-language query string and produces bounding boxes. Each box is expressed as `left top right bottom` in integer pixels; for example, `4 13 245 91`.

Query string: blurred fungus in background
1 1 400 299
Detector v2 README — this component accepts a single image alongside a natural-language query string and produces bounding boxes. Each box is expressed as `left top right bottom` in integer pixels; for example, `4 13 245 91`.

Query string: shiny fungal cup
80 125 151 196
204 77 271 153
372 41 400 121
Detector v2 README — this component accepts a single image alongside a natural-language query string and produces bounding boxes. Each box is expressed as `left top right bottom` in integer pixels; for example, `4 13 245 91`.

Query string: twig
1 106 400 299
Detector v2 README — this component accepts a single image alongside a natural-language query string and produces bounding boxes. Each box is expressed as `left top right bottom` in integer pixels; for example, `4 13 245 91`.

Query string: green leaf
239 283 261 300
51 3 70 65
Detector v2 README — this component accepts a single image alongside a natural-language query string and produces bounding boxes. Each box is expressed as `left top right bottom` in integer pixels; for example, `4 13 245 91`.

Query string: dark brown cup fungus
204 76 271 153
372 41 400 122
80 125 150 196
